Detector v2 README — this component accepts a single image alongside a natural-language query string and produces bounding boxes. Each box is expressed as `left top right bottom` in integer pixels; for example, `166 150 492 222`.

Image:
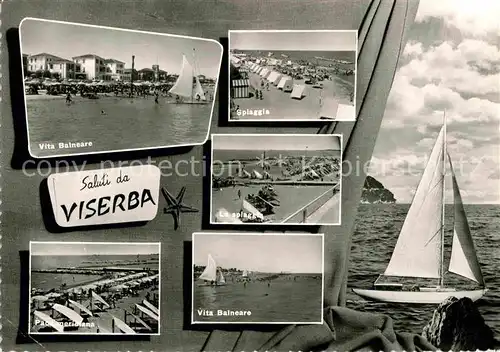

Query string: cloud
415 0 500 37
398 41 500 96
371 6 500 205
384 75 499 128
403 41 424 59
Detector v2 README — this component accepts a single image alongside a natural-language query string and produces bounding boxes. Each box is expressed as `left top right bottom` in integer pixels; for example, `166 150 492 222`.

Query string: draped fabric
203 0 432 351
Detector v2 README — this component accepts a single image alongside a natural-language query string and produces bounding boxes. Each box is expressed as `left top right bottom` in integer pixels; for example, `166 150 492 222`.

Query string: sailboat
353 114 487 304
197 254 226 286
168 49 210 104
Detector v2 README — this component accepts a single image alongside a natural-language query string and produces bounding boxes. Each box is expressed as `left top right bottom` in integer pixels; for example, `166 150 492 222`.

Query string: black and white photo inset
19 18 223 158
29 242 160 335
191 232 324 324
228 30 357 121
210 134 342 225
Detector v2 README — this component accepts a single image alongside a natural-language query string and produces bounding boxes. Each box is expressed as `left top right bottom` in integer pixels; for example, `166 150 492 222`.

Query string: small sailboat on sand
198 254 226 286
353 114 487 304
168 49 210 104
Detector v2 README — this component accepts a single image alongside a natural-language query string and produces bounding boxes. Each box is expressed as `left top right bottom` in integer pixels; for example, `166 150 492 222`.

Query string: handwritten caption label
47 165 160 227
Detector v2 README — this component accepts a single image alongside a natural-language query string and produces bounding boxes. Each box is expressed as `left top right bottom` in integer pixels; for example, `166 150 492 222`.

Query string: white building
105 59 125 81
72 54 111 80
49 59 80 79
27 53 66 72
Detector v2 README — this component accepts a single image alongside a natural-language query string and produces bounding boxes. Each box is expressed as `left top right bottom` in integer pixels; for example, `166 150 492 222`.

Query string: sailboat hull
352 288 487 304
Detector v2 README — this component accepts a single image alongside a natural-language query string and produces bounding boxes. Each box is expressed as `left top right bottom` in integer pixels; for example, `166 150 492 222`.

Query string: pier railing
280 183 340 223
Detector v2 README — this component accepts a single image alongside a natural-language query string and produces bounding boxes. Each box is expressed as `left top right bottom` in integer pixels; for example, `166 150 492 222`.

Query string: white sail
447 153 485 286
384 127 445 279
194 76 206 101
168 55 194 99
199 254 217 281
218 271 226 284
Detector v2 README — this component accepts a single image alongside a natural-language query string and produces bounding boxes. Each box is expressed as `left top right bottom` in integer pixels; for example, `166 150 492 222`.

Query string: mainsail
168 55 194 99
168 52 206 102
199 254 217 282
384 126 445 279
218 271 226 284
194 76 206 101
447 153 485 286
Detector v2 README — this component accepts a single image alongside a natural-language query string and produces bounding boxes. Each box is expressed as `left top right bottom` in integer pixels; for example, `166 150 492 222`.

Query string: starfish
162 186 199 230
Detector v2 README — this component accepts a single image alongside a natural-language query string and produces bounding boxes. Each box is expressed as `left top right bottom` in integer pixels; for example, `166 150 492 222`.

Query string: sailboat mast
439 110 447 287
192 48 196 103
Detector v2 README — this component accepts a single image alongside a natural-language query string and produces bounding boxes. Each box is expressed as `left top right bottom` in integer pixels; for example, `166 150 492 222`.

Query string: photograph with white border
211 134 342 225
19 18 223 158
191 232 324 324
29 241 160 335
229 30 357 121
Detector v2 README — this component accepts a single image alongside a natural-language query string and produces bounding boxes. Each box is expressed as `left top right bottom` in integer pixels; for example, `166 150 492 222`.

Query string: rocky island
361 176 396 204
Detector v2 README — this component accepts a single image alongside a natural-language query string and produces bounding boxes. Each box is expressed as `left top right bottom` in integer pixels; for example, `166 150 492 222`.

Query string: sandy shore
231 69 354 120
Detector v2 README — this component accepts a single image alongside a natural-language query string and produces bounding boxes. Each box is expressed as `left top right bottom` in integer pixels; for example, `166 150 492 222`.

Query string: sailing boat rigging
168 49 210 104
198 254 226 286
353 113 487 304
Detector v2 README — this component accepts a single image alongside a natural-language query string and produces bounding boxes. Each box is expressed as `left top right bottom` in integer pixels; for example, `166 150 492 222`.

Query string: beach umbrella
46 292 62 298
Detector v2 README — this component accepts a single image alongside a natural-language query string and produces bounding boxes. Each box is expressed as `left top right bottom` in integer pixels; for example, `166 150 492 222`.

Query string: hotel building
105 59 125 81
72 54 112 80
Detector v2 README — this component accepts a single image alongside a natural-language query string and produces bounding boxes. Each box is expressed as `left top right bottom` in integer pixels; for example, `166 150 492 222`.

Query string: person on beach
154 91 159 104
238 189 241 199
66 92 72 104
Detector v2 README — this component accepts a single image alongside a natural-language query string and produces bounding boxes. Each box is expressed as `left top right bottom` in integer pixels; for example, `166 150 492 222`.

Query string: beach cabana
231 79 250 98
335 103 356 121
278 77 293 92
272 73 282 85
290 84 306 99
259 68 267 77
319 97 340 120
267 71 278 83
262 69 271 79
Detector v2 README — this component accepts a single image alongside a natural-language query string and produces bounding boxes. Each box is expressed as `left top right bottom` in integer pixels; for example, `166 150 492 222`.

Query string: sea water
27 96 212 156
348 203 500 337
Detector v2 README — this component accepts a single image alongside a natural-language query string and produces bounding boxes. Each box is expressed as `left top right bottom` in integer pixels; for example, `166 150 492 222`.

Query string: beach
229 49 355 120
212 148 341 224
30 253 160 334
232 70 353 120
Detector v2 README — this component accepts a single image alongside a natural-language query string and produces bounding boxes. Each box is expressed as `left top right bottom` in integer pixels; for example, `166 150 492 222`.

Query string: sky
369 0 500 204
20 18 222 78
230 30 357 51
193 233 323 274
31 242 160 256
213 135 341 151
